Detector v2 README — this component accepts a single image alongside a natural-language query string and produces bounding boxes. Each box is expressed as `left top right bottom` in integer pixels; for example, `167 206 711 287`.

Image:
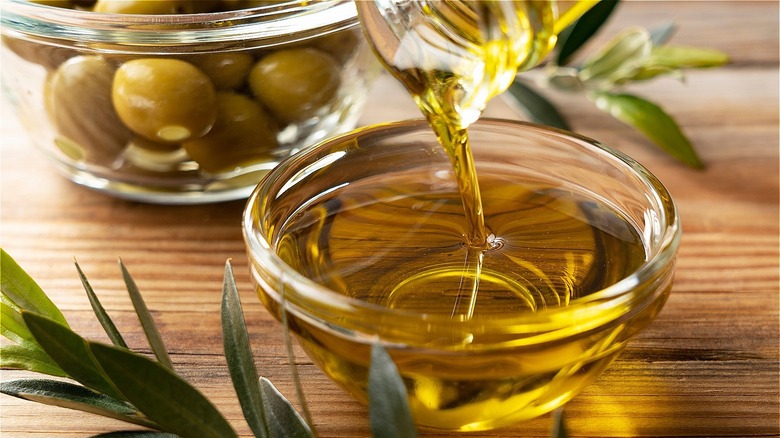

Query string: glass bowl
243 118 680 432
1 0 380 204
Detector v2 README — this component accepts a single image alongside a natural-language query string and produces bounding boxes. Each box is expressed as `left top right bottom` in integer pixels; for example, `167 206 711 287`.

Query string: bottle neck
364 0 558 128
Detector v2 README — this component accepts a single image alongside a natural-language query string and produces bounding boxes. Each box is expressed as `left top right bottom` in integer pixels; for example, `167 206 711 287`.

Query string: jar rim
0 0 359 47
242 118 681 336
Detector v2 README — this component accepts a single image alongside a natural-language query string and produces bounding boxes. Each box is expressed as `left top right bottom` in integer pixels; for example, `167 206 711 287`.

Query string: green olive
45 55 132 164
189 52 254 91
248 47 341 123
127 135 182 153
120 135 190 174
2 35 77 71
183 92 278 173
112 58 218 143
93 0 195 14
310 28 361 63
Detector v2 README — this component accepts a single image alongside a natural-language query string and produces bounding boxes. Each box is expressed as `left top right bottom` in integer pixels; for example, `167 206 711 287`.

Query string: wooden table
1 2 778 436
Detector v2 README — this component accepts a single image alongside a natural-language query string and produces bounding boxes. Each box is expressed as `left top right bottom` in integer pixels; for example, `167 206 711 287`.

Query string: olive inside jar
1 0 380 203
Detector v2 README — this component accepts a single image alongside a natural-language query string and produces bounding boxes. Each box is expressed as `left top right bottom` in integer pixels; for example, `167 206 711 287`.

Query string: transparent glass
243 119 680 432
356 0 597 126
1 0 380 204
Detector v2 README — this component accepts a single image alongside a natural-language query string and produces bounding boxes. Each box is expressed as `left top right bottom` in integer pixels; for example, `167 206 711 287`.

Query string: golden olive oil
268 166 648 430
276 177 646 316
260 0 649 431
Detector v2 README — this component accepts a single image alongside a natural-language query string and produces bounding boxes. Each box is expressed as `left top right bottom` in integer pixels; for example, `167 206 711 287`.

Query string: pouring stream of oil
355 0 597 318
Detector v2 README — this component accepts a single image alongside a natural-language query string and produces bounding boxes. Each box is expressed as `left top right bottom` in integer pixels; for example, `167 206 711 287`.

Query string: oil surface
276 173 646 318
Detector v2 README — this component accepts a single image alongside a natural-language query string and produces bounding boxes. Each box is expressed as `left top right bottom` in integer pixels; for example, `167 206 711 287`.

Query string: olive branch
508 0 729 168
0 248 567 437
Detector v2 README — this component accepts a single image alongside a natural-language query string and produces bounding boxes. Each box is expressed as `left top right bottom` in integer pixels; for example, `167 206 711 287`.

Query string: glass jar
1 0 380 203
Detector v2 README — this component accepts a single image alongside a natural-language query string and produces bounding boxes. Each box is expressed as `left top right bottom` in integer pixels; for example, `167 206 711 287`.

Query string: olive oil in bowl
244 119 679 431
245 0 677 432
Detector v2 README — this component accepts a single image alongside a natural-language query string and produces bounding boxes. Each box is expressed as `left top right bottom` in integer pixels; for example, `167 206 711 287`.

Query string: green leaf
22 311 125 399
613 64 681 84
647 45 730 69
507 79 571 130
0 378 156 429
259 377 314 438
368 343 418 438
0 248 68 327
1 300 36 346
89 342 237 438
221 260 268 438
0 344 67 377
76 259 128 349
612 45 730 84
119 259 173 370
551 409 568 438
579 27 652 82
590 92 704 168
556 0 621 66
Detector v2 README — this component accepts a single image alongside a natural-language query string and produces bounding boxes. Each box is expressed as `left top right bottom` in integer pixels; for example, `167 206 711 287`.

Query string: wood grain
1 1 778 437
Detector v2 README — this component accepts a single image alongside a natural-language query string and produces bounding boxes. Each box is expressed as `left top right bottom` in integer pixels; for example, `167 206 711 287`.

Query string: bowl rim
0 0 358 46
242 118 681 333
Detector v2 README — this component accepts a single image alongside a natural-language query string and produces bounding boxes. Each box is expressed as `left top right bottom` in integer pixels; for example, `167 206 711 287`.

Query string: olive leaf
89 341 238 438
0 248 68 327
0 344 67 377
506 79 571 130
259 377 314 438
604 45 729 85
21 311 126 400
222 260 271 438
0 378 156 429
368 342 418 438
1 300 38 346
646 45 730 69
1 286 76 378
556 0 621 66
579 27 653 83
505 4 729 168
222 260 314 438
221 260 266 431
590 91 703 168
1 252 574 438
611 63 681 84
76 259 128 348
119 259 174 370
